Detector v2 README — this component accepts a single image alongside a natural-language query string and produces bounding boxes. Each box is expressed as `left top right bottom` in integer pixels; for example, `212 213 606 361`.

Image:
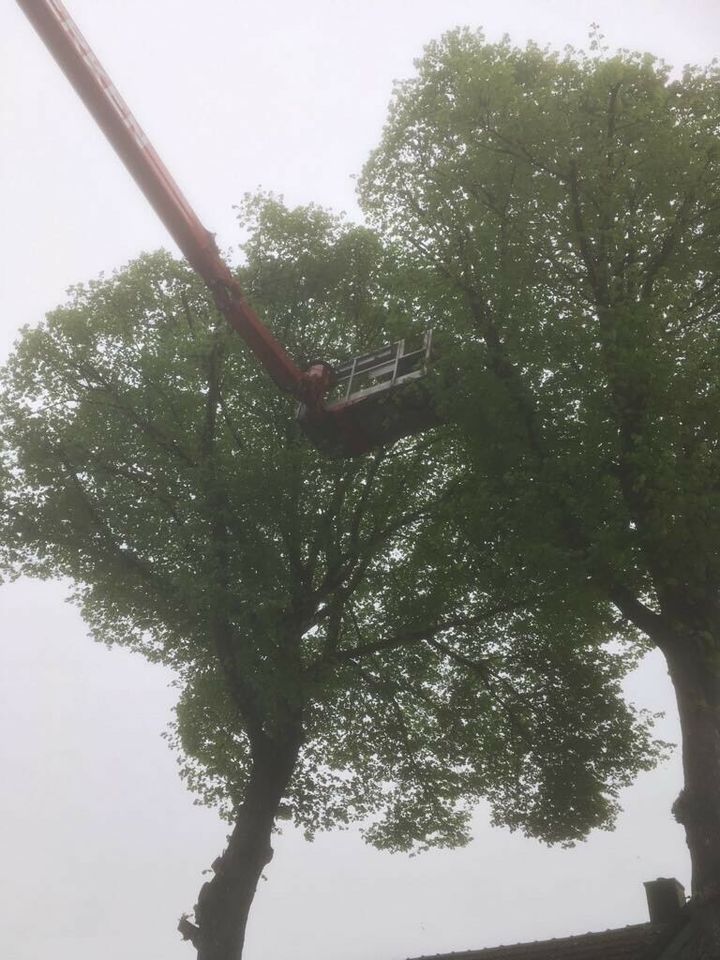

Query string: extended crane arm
16 0 317 398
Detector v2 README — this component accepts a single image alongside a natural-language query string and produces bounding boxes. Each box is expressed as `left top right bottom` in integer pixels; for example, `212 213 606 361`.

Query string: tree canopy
0 196 659 957
359 30 720 908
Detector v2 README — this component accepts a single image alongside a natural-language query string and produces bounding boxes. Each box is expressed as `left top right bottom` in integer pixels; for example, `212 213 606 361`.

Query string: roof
407 923 668 960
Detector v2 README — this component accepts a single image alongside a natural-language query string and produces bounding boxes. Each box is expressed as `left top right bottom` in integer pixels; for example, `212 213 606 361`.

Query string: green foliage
359 31 720 627
0 196 661 853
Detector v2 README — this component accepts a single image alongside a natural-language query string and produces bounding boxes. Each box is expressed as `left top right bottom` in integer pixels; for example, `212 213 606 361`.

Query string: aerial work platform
298 333 437 455
16 0 439 457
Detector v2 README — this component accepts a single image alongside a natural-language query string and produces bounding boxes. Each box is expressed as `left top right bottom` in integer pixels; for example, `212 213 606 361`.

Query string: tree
0 198 658 958
359 29 720 915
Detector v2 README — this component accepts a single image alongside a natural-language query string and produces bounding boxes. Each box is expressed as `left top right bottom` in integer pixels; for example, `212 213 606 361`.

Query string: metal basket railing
327 331 433 407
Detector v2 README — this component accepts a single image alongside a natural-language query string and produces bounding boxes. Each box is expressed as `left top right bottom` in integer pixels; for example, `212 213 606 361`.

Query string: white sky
1 2 717 958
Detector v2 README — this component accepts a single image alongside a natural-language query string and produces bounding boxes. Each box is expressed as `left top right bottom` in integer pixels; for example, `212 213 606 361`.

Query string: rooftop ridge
406 921 665 960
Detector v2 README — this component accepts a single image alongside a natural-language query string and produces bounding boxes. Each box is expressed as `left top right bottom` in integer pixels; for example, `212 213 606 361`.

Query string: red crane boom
16 0 436 456
15 0 332 399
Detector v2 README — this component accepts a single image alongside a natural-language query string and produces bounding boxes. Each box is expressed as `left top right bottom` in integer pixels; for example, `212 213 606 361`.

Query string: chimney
643 878 686 925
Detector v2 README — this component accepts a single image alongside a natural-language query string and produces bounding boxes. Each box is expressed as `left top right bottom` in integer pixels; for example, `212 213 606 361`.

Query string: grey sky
1 2 717 958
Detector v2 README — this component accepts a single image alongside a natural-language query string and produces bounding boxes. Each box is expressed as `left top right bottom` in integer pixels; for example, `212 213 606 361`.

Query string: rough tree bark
179 729 302 960
662 629 720 953
662 633 720 901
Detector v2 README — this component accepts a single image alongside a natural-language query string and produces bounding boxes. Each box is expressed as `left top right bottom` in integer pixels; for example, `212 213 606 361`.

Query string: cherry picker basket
297 331 438 456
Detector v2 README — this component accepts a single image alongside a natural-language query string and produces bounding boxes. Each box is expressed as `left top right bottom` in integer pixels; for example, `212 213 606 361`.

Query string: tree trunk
180 732 300 960
662 636 720 903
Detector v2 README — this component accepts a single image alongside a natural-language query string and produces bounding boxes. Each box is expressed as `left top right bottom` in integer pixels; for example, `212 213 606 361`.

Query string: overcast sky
1 2 718 959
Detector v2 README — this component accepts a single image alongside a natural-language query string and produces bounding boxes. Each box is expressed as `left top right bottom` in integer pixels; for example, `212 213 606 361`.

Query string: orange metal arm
16 0 307 396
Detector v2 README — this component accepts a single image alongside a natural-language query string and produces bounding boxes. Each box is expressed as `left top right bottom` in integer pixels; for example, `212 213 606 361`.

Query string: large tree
0 198 657 958
360 30 720 914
